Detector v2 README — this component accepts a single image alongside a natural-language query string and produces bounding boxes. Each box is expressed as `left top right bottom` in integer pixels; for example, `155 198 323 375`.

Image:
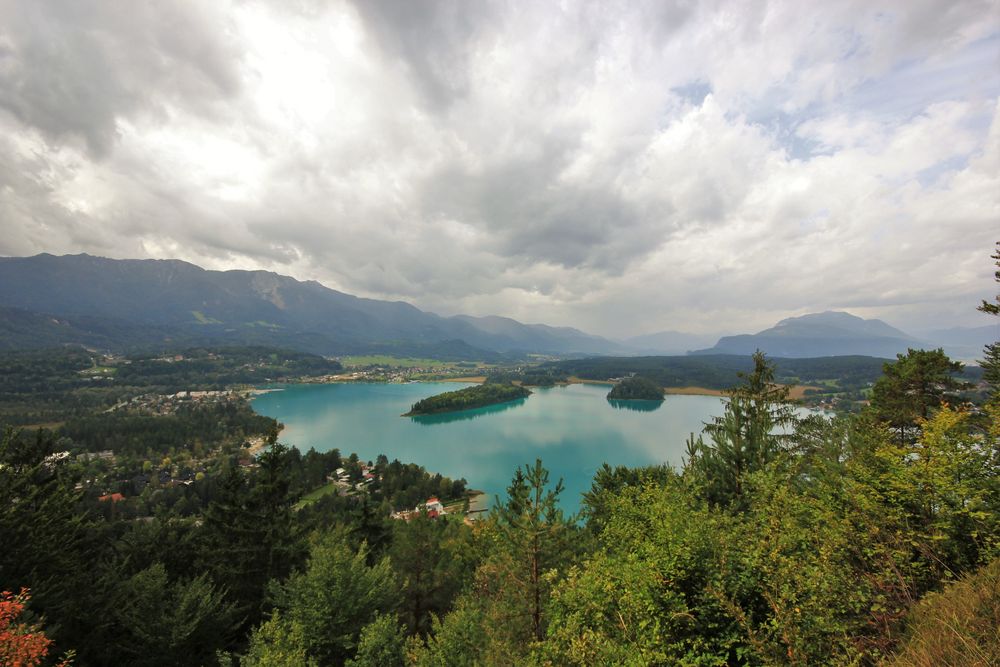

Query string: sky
0 0 998 338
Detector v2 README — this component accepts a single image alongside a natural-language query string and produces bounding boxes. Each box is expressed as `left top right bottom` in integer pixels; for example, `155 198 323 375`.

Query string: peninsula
606 376 666 401
405 382 531 416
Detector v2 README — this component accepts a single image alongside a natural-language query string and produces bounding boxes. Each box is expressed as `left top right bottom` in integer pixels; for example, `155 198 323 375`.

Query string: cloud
0 0 997 337
0 0 242 156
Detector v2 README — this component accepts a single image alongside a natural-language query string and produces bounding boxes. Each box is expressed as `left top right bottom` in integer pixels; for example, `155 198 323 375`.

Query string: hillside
0 254 620 357
692 311 919 358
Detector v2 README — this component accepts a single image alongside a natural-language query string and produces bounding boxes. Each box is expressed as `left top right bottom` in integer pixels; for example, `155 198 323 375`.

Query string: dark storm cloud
346 0 497 109
0 0 241 156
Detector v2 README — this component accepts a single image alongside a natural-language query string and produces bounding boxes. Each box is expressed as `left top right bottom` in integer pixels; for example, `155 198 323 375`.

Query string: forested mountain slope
0 254 621 356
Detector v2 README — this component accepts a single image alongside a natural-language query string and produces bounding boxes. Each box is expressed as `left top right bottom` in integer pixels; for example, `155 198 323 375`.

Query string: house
424 497 445 516
392 497 449 521
43 451 70 467
78 450 115 463
98 493 125 503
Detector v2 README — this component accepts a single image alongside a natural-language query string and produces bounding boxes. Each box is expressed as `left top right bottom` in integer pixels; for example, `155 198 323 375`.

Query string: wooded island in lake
607 376 666 401
405 382 531 415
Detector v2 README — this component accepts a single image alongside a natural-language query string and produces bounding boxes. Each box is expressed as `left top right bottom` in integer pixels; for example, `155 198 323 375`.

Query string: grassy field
79 365 117 376
191 310 222 324
294 481 342 509
341 355 465 368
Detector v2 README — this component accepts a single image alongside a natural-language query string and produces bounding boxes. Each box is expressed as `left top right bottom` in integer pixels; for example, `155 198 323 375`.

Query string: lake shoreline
280 374 814 400
403 384 532 417
402 395 528 417
249 381 734 514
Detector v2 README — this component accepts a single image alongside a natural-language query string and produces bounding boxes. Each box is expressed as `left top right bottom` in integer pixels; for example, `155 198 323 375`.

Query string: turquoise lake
251 382 729 513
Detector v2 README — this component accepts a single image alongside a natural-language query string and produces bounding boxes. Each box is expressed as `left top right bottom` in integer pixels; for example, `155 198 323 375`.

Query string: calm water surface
252 382 728 512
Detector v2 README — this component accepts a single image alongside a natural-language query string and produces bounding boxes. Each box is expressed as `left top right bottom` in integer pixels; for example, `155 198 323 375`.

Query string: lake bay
252 382 729 512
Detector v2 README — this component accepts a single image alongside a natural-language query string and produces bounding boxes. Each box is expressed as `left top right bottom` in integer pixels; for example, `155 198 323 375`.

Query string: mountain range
0 254 624 357
691 311 995 360
0 254 994 360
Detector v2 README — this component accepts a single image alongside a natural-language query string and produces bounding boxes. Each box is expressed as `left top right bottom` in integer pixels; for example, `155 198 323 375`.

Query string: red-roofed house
425 497 445 515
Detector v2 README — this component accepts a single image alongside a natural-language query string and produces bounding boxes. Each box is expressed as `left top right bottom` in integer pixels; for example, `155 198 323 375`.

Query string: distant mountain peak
691 310 917 358
767 311 913 339
775 310 861 326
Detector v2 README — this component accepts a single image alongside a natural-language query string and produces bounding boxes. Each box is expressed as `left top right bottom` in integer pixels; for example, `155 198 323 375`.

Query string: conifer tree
977 241 999 398
688 351 797 507
199 443 303 631
0 429 104 660
111 563 238 666
869 348 965 443
491 459 577 643
264 529 399 665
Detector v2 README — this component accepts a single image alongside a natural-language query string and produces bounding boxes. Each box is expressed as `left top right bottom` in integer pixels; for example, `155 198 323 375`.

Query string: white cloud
0 0 997 337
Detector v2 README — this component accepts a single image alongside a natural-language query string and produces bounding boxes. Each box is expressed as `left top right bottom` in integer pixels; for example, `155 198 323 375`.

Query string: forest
547 352 985 410
606 375 666 400
5 338 997 665
2 249 998 666
405 382 532 416
0 345 342 426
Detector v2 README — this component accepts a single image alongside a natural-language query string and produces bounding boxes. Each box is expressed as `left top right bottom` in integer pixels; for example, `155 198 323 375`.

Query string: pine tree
265 529 399 665
388 514 475 635
199 443 303 631
977 241 999 398
0 429 105 660
491 459 577 643
869 348 965 443
689 351 797 507
111 563 239 666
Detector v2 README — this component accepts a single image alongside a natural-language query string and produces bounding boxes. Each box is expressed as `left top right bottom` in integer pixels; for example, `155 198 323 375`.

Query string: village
320 463 486 526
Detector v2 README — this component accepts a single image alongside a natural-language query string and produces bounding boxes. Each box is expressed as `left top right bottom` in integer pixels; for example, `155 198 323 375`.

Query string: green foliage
345 614 408 667
540 389 1000 665
538 479 745 665
410 595 491 667
60 399 276 456
0 345 339 426
492 460 579 643
110 563 238 666
411 460 580 665
0 347 116 425
389 515 477 636
869 348 966 442
581 462 674 534
546 353 887 394
487 368 568 387
687 351 798 508
339 339 507 362
241 611 317 667
0 428 105 660
371 458 467 513
3 285 999 667
267 529 400 665
606 376 665 400
200 444 304 629
406 382 531 416
114 346 342 387
859 406 1000 582
730 461 908 664
977 241 1000 317
977 242 1000 400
